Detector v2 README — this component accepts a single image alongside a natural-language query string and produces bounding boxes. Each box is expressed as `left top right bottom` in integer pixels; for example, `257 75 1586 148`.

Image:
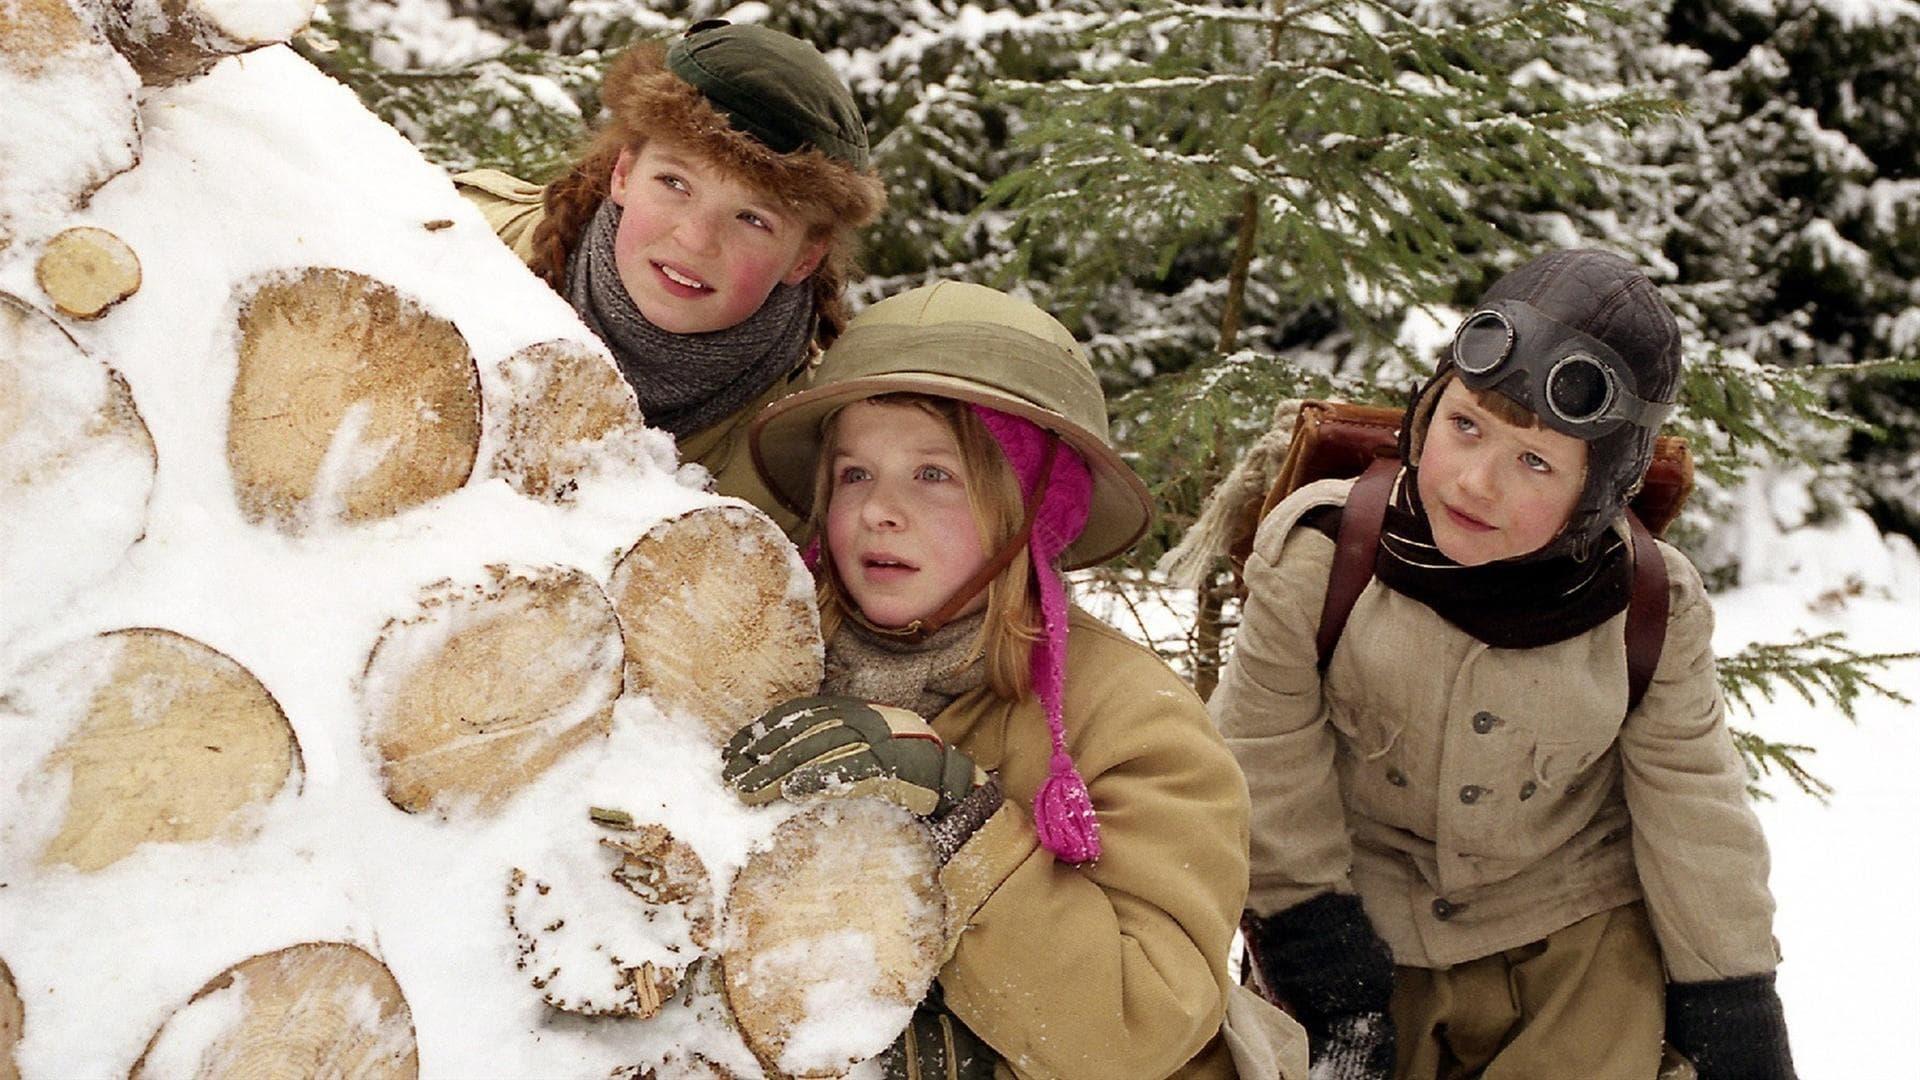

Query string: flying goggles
1449 300 1675 440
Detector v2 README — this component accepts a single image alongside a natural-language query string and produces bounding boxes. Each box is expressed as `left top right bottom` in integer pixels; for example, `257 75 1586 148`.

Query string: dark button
1471 711 1501 734
1385 767 1408 787
1519 780 1538 801
1459 785 1485 805
1567 780 1585 795
1432 898 1465 920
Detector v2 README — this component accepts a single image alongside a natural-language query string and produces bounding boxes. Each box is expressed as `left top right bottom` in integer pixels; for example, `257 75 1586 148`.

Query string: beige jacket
932 607 1267 1079
1210 478 1780 984
451 168 804 534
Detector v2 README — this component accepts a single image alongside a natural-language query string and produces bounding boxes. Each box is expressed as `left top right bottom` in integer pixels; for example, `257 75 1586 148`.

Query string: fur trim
1157 398 1304 588
601 46 884 228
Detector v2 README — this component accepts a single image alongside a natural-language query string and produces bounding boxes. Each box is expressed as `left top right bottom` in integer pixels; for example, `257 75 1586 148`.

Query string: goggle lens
1545 356 1612 423
1453 311 1512 375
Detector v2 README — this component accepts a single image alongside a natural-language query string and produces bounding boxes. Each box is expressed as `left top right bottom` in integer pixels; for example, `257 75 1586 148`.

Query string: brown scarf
822 611 989 720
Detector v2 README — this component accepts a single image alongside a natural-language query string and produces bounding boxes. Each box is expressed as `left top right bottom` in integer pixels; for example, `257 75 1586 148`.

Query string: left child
455 20 884 530
724 280 1301 1079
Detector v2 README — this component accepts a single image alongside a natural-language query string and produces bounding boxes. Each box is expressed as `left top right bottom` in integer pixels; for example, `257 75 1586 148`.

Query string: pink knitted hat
971 405 1100 864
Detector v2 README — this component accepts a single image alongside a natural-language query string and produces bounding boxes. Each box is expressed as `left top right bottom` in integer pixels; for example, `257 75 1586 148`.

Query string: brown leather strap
1624 510 1668 712
1316 456 1398 669
852 434 1060 643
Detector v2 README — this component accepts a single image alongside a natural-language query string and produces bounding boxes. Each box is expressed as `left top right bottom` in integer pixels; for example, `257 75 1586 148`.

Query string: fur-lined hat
601 22 883 227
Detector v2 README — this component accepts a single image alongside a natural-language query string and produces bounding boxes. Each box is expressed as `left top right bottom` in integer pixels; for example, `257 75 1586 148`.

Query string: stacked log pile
0 4 940 1076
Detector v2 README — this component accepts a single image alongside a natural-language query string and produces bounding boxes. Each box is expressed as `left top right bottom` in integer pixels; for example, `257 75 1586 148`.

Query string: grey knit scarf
565 199 813 440
823 611 990 721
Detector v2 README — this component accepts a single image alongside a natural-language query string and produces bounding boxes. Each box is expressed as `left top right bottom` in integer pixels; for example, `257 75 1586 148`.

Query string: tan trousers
1390 902 1665 1080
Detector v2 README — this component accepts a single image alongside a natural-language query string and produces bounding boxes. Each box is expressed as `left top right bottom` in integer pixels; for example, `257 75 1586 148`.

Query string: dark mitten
882 998 999 1080
1665 973 1796 1080
1246 892 1396 1079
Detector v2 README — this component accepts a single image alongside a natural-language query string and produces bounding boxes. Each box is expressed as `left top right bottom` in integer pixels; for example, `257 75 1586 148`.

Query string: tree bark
0 958 19 1080
99 0 318 86
609 506 824 745
361 565 623 818
130 942 416 1078
227 266 481 533
35 225 140 319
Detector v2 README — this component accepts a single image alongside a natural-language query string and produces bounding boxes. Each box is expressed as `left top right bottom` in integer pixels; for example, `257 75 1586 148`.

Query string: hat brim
750 372 1153 570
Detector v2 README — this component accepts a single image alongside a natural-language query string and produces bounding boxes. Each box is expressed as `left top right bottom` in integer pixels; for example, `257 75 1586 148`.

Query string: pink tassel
968 404 1102 864
1034 749 1101 863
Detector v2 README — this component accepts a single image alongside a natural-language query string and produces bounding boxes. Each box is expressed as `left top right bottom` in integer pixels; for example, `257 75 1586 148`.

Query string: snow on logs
6 628 300 873
506 816 717 1018
484 337 656 504
361 565 624 817
611 506 825 743
129 942 417 1078
98 0 319 87
227 267 482 532
722 802 945 1078
0 28 930 1076
0 293 155 637
0 0 139 239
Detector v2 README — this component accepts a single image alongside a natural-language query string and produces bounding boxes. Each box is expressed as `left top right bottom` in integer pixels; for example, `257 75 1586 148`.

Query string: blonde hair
810 395 1040 701
528 41 885 347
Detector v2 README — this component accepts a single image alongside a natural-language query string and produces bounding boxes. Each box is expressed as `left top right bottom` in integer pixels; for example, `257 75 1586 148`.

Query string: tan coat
451 168 804 534
932 607 1256 1079
1210 478 1780 985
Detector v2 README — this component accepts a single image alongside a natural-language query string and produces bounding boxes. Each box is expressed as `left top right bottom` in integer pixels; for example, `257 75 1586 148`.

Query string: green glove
883 999 999 1080
723 695 980 818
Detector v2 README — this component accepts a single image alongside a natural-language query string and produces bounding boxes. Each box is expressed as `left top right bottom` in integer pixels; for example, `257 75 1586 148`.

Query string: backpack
1228 399 1696 711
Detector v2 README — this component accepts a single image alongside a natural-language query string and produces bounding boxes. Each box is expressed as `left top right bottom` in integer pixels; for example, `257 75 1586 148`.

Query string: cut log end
483 338 649 504
361 565 620 818
130 942 417 1079
36 226 140 320
610 506 822 744
18 628 300 873
227 266 480 533
506 820 715 1019
721 800 944 1078
103 0 319 86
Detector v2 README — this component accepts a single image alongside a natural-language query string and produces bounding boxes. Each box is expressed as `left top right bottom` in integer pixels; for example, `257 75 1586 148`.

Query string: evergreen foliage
305 0 1916 797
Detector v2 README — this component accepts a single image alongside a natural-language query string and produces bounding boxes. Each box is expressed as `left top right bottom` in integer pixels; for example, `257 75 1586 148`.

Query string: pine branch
1718 630 1917 721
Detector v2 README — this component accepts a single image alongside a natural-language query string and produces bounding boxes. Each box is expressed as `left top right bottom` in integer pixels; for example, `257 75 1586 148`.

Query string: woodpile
0 8 943 1076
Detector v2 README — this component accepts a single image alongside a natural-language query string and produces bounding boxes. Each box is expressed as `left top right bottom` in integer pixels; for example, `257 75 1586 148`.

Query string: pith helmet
750 280 1152 569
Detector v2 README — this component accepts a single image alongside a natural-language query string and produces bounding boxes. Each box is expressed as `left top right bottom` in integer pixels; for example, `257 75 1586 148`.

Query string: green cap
667 20 870 169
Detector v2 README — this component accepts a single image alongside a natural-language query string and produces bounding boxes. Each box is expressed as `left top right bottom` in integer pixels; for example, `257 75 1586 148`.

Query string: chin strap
847 436 1060 643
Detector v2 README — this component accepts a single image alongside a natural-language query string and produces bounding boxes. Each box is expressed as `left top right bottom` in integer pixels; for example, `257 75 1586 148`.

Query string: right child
1211 249 1795 1079
455 20 883 531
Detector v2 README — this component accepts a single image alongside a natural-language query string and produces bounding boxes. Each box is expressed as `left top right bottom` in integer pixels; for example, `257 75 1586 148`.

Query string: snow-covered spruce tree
986 0 1674 696
1654 0 1920 549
